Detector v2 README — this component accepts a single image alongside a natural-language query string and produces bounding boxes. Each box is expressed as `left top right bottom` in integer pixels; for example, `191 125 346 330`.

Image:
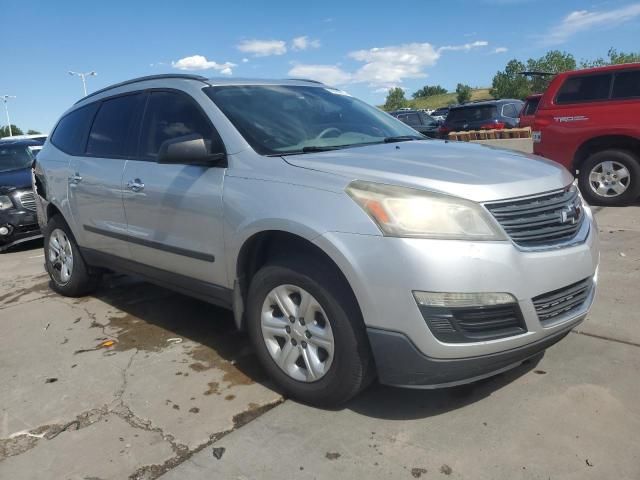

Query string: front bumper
367 321 576 388
313 212 599 385
0 208 42 251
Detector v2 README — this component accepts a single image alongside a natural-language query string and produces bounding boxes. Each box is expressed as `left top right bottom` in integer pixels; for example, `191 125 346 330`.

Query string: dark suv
388 109 440 138
0 139 42 251
440 99 523 137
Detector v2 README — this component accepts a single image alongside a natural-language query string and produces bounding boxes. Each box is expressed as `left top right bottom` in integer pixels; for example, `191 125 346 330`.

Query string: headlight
345 180 506 240
0 195 13 211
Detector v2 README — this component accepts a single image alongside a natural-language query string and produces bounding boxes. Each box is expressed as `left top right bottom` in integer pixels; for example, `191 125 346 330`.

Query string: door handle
69 173 83 184
127 179 145 192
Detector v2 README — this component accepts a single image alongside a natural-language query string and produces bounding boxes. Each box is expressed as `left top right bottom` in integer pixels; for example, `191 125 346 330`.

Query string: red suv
533 63 640 205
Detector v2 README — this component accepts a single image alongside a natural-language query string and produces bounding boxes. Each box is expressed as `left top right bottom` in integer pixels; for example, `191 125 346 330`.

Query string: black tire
44 215 101 297
578 149 640 206
246 256 374 407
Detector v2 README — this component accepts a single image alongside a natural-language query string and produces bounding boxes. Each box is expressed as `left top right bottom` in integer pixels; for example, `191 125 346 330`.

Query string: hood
283 140 573 202
0 168 32 193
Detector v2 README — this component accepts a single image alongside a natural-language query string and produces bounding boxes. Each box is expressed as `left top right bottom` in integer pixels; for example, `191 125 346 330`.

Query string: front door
122 90 228 289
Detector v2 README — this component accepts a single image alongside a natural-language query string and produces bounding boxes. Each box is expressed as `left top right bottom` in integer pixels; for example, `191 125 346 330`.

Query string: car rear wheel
44 215 101 297
578 150 640 206
246 256 374 407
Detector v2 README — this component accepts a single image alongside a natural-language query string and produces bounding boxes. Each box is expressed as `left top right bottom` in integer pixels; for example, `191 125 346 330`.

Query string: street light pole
1 95 16 137
68 71 97 97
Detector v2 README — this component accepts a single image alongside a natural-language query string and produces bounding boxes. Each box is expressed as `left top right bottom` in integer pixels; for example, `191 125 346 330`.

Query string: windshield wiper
301 145 343 153
383 136 419 143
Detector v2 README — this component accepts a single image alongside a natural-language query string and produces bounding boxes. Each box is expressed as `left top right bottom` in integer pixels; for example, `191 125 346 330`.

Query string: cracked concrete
0 242 282 479
2 204 639 479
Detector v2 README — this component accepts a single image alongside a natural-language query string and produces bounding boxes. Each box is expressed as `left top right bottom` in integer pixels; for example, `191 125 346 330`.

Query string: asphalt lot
0 205 638 480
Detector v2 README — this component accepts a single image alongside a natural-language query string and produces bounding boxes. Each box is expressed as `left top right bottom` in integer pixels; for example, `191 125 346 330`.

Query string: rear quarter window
523 98 540 116
612 70 640 99
555 73 612 104
50 103 98 155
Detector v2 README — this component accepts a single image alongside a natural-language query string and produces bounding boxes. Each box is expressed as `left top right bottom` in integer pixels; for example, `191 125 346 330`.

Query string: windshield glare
0 145 33 173
204 85 422 155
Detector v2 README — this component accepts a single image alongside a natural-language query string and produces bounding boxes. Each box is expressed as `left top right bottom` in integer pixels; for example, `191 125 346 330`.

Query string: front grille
419 304 526 343
533 278 592 325
485 187 584 248
17 191 37 211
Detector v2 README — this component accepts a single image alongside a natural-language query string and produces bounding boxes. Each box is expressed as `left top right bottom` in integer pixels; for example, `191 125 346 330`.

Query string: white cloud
492 47 509 54
237 39 287 57
291 36 321 51
288 40 489 89
288 64 352 85
348 43 440 87
438 40 489 53
171 55 236 74
241 58 249 63
542 4 640 45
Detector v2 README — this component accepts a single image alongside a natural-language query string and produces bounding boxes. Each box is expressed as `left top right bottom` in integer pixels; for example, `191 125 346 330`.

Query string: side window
139 91 223 159
403 113 421 126
612 70 640 99
556 74 612 104
86 93 143 157
50 103 98 155
524 98 540 116
502 103 518 118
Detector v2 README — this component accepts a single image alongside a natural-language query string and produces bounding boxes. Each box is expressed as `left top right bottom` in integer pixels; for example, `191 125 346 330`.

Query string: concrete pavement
1 205 638 479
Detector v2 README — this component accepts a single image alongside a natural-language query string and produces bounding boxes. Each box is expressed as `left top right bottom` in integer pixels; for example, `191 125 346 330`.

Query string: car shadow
88 273 543 419
342 354 542 420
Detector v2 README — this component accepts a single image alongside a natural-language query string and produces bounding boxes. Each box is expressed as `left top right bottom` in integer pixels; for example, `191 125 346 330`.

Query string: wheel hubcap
48 228 74 285
261 284 334 382
588 160 630 198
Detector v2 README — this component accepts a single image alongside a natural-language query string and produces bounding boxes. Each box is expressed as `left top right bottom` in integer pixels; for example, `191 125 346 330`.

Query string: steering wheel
315 127 342 140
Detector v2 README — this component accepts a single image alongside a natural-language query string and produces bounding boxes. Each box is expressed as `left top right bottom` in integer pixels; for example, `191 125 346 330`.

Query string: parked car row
389 62 640 205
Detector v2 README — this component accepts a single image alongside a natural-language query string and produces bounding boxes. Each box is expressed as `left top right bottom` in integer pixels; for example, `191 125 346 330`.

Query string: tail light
438 126 451 135
480 122 505 130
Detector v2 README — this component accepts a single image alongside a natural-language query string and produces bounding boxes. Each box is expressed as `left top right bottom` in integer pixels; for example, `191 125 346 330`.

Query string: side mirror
157 134 225 166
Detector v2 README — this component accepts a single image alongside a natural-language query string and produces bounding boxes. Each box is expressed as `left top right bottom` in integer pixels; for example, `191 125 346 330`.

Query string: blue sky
2 0 640 133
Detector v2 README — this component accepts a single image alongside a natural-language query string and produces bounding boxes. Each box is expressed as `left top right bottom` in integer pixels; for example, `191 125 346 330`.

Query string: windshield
204 85 422 155
0 145 34 173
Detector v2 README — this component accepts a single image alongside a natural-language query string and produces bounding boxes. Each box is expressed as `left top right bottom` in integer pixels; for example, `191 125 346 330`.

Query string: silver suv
34 75 599 406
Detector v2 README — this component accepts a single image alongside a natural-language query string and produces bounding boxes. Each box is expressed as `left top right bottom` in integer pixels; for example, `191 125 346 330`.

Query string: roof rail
75 74 209 104
286 78 325 85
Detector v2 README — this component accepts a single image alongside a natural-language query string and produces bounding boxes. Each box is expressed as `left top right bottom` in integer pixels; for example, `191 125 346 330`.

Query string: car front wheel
246 256 374 407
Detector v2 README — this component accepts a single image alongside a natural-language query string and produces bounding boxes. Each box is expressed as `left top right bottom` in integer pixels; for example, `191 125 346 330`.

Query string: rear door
121 90 228 290
68 93 145 259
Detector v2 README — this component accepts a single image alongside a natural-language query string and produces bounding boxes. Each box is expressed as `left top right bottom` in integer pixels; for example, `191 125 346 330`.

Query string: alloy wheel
588 160 631 198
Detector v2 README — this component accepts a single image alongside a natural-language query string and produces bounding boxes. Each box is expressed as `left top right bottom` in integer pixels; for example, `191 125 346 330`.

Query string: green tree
383 87 408 111
581 48 640 68
526 50 576 92
412 85 448 99
0 125 24 138
455 83 472 104
27 129 42 135
490 59 530 99
490 51 577 99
